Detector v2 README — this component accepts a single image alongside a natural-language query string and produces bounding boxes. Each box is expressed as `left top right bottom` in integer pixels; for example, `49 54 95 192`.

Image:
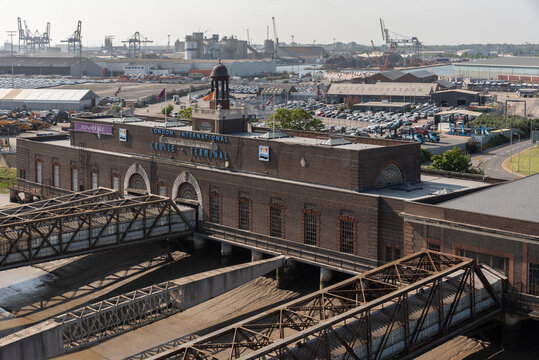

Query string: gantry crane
16 18 51 53
122 32 153 58
61 21 82 54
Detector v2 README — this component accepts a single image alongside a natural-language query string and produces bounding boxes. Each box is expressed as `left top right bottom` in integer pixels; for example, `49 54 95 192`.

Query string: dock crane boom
271 16 278 59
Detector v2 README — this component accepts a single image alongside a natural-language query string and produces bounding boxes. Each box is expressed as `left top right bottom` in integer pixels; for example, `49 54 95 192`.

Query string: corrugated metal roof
409 70 435 79
0 89 98 103
455 56 539 68
328 83 438 97
0 56 85 67
441 174 539 223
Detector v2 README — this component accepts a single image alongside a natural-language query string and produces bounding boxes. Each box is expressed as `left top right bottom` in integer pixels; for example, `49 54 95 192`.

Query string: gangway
0 190 196 270
147 250 504 360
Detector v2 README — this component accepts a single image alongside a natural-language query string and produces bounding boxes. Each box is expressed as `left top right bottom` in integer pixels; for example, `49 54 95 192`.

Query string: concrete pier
319 267 333 289
276 259 297 288
192 234 207 254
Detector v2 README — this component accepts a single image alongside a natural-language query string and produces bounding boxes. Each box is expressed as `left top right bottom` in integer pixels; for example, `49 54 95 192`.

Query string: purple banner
74 121 113 135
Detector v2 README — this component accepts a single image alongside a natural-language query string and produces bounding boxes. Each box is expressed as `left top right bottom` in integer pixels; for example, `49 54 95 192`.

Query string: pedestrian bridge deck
0 188 196 270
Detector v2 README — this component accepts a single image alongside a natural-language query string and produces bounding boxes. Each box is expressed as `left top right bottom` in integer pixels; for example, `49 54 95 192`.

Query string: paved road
471 139 535 180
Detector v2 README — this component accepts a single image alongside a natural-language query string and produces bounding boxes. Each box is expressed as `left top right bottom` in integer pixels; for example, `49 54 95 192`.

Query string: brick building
12 62 539 295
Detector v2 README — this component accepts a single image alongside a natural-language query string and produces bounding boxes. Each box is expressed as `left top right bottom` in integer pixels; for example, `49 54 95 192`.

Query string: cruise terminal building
13 63 539 295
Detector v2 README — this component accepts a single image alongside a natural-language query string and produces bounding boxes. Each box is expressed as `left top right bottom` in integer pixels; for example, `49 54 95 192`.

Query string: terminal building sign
150 127 229 160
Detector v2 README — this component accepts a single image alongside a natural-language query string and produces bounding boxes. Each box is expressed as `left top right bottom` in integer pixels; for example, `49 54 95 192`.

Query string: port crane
61 21 82 54
379 18 422 57
272 16 279 60
122 32 153 58
17 18 51 53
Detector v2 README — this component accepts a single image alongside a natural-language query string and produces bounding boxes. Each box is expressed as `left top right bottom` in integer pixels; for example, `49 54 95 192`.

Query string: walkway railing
199 222 378 274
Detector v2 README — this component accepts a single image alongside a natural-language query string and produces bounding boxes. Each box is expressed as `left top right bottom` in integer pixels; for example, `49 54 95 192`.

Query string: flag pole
272 92 275 139
164 87 167 128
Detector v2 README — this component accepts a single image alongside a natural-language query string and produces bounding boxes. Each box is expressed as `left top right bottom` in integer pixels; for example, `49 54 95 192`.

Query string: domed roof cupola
210 59 229 78
209 59 230 110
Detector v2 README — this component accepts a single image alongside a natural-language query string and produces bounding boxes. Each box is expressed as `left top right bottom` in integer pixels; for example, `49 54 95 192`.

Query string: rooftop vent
117 116 143 123
259 130 290 139
320 137 352 146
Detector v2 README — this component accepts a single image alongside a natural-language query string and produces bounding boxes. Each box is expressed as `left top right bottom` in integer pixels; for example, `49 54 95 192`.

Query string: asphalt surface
472 139 535 180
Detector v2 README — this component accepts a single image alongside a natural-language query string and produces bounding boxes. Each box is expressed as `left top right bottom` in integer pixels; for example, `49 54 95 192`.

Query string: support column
251 250 263 262
276 259 296 288
220 242 233 256
503 313 523 350
192 234 206 254
220 242 233 265
319 267 333 289
9 189 18 203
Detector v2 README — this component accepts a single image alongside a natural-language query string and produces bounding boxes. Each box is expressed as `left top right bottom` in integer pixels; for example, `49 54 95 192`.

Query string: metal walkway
200 223 378 274
0 188 196 270
146 250 505 360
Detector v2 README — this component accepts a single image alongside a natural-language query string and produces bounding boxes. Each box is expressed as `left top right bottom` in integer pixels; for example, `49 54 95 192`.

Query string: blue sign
259 145 269 162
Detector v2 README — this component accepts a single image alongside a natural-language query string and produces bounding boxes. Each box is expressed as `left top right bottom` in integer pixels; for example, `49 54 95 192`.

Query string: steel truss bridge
0 188 196 270
147 251 504 360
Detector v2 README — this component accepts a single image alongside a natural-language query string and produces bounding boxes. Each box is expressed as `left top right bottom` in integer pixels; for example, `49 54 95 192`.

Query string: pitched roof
0 89 99 103
440 174 539 223
436 79 456 89
409 70 436 79
0 57 91 67
379 70 406 80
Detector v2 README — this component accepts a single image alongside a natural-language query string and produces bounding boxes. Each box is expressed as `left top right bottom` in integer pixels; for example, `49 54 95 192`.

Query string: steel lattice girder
57 281 183 350
0 193 194 268
147 251 503 360
0 188 121 225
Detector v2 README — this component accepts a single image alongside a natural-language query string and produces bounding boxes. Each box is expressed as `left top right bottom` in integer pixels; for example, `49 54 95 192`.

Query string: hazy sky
3 0 538 47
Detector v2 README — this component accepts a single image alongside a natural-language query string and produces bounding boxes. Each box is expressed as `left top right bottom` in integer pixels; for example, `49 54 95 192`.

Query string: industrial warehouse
0 88 99 110
454 56 539 81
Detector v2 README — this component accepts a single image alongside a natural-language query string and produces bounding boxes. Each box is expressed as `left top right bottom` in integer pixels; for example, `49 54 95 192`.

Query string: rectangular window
91 172 98 189
238 198 251 231
529 263 539 296
269 204 284 238
53 164 60 188
339 217 355 254
209 192 221 223
457 248 509 275
394 247 401 260
427 243 440 252
36 161 42 184
71 168 78 191
385 245 393 262
19 169 26 179
303 210 318 246
112 176 120 191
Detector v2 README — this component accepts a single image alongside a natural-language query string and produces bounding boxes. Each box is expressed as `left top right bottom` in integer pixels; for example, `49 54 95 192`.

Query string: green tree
161 104 174 116
110 104 121 113
420 148 432 163
430 147 473 173
268 108 323 131
177 107 192 120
